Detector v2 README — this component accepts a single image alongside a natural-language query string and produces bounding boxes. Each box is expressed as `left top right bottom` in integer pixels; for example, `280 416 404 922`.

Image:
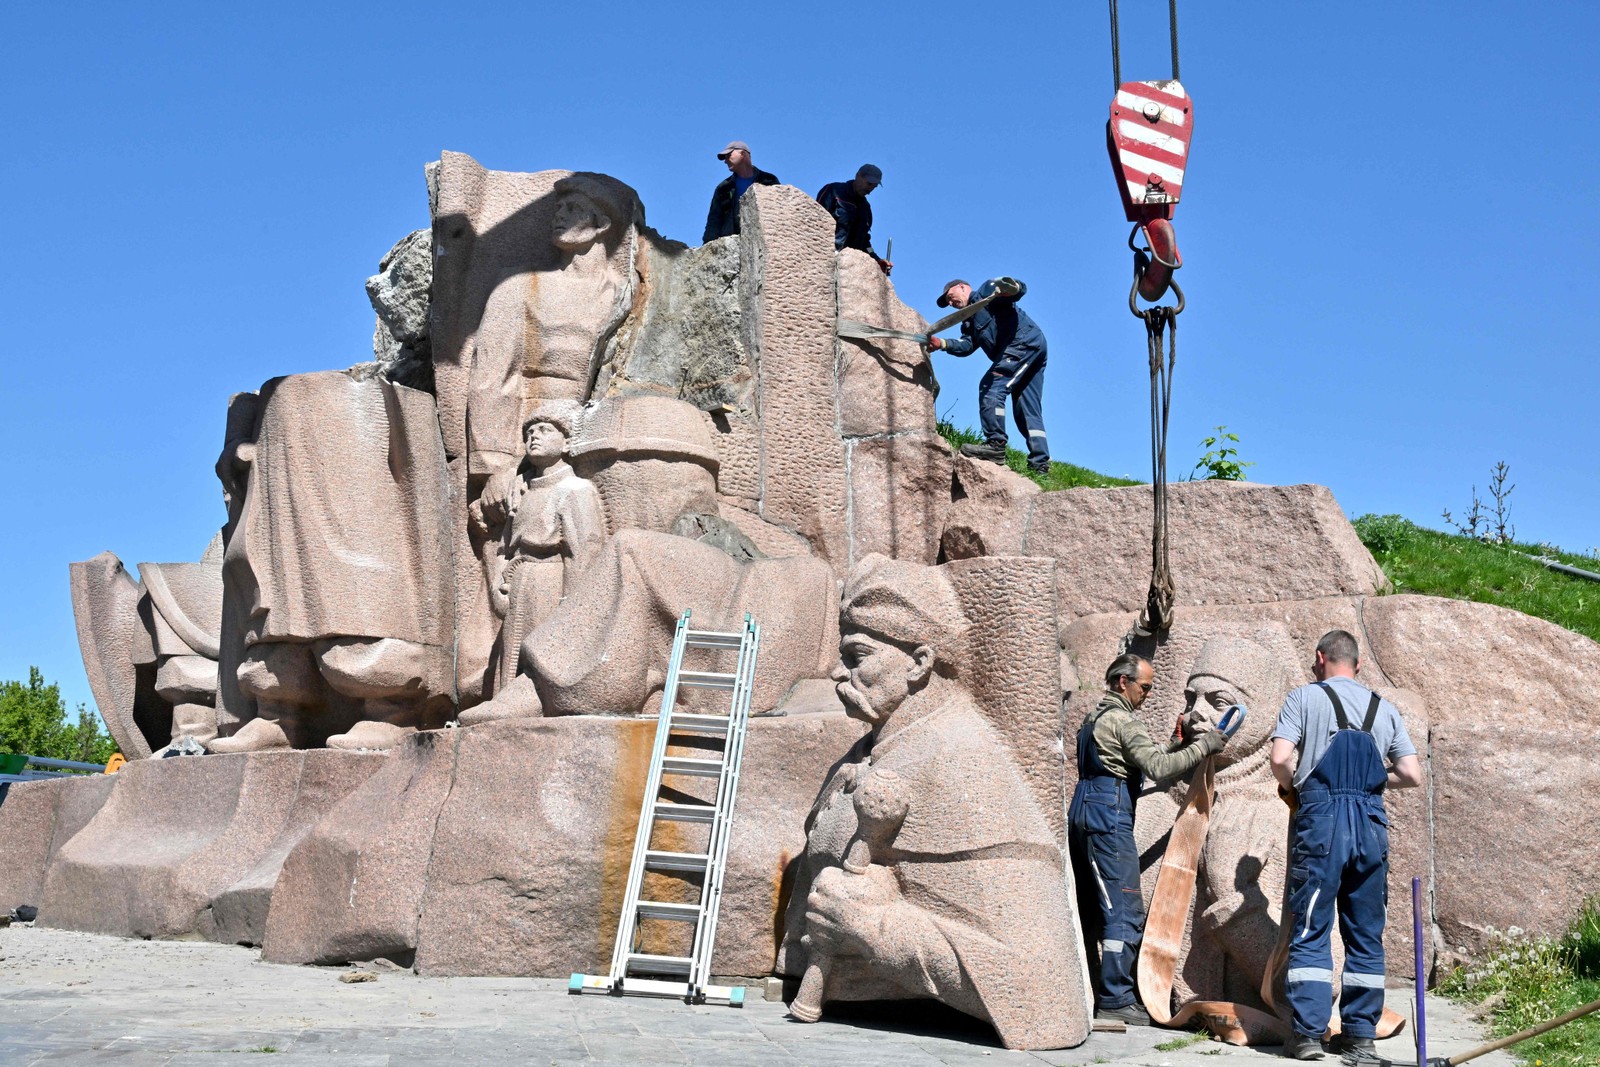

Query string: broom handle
1448 996 1600 1065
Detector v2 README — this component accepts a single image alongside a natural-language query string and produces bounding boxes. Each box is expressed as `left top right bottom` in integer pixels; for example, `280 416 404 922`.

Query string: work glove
994 276 1022 298
1278 783 1299 812
926 336 945 351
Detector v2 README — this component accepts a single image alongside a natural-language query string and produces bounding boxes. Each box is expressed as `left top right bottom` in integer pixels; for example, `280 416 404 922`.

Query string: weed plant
936 422 1139 491
1353 515 1600 644
1440 897 1600 1067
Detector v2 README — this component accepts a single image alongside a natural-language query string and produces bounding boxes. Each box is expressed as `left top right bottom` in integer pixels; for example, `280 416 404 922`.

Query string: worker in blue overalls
1069 653 1242 1025
1270 630 1424 1060
928 277 1051 474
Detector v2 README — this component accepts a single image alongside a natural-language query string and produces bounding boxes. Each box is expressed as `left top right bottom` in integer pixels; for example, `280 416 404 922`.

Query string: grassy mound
1353 515 1600 644
937 422 1139 491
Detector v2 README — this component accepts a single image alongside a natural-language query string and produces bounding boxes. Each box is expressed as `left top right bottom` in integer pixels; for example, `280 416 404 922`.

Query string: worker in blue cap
816 165 891 274
1270 630 1423 1061
928 276 1050 473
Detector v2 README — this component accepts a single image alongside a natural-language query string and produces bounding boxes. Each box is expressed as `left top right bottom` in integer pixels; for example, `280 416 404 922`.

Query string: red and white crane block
1107 79 1193 224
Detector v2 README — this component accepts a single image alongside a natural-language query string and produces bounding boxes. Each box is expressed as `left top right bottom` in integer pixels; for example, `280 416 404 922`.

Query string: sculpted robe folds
230 371 453 653
779 695 1084 1051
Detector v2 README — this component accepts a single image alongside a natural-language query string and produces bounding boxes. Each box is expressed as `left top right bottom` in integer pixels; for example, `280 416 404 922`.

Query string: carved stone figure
780 554 1084 1051
1164 635 1297 1007
460 529 836 723
465 174 639 485
209 371 454 754
475 407 607 694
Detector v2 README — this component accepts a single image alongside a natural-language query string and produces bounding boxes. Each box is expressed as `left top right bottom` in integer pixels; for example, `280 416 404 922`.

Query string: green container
0 753 28 775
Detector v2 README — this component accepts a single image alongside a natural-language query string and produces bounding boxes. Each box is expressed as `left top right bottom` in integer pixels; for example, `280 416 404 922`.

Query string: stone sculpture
460 529 836 723
473 407 607 695
780 554 1085 1051
69 536 225 760
465 173 639 485
1149 634 1299 1009
209 371 454 754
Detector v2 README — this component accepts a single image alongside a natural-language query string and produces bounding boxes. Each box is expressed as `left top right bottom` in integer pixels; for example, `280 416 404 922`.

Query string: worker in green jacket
1068 652 1244 1024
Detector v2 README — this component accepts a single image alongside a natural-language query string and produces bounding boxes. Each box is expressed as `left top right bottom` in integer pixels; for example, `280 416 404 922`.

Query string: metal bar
1413 877 1428 1067
1109 0 1121 92
1510 549 1600 583
25 756 107 772
1443 997 1600 1066
1168 0 1180 81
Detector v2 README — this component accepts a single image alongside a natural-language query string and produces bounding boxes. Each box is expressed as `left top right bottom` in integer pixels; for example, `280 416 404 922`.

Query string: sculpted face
1183 670 1272 766
523 420 566 466
551 191 612 251
831 632 917 728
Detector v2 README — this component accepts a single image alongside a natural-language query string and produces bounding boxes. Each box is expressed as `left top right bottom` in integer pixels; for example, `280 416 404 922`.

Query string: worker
1068 653 1239 1025
816 165 891 274
702 140 779 244
928 278 1050 473
1270 631 1423 1061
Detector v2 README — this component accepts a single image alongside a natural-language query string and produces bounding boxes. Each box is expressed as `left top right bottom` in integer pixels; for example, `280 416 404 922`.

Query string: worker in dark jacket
1069 653 1240 1025
816 165 891 274
928 277 1051 472
703 140 779 243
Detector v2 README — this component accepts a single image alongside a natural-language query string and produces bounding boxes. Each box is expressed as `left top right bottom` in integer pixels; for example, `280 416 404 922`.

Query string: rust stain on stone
772 847 797 960
598 718 652 966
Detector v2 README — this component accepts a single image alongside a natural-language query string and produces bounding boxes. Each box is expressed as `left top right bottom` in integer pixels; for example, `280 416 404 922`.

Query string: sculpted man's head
549 174 635 253
832 554 968 729
1183 635 1293 765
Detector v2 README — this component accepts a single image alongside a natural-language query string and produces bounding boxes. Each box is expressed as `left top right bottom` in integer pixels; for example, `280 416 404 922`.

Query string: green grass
1352 515 1600 644
937 421 1140 491
1440 897 1600 1067
1154 1032 1210 1052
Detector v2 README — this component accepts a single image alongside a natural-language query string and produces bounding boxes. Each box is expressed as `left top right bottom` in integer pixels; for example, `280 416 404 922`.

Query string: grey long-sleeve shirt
1083 694 1224 785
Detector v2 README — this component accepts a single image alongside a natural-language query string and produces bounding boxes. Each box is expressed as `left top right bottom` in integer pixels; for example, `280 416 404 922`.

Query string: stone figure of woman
480 410 607 695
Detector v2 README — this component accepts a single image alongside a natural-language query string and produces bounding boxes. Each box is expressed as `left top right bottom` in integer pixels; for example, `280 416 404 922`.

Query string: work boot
1094 1003 1151 1026
959 441 1006 463
1282 1033 1326 1060
1028 460 1051 475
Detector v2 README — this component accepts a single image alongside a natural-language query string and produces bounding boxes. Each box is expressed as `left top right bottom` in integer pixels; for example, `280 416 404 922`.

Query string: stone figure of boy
475 408 607 695
779 554 1084 1051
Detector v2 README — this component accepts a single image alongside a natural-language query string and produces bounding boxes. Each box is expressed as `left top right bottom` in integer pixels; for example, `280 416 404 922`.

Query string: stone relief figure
1167 636 1296 1005
778 554 1084 1051
208 371 455 754
466 174 639 487
460 529 836 724
474 407 607 695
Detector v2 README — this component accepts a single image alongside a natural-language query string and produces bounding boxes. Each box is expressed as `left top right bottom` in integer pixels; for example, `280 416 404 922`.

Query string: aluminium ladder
569 610 761 1006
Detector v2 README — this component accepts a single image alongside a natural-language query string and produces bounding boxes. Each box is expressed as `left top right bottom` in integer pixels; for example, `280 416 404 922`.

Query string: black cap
856 163 883 185
936 278 969 308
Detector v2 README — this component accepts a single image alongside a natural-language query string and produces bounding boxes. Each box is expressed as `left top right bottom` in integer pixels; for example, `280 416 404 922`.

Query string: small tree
1191 425 1254 481
0 667 118 764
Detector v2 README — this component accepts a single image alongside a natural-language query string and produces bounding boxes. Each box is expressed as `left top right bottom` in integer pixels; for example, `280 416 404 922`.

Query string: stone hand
804 865 892 957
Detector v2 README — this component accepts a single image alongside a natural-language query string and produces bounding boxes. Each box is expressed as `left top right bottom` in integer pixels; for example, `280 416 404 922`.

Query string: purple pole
1414 876 1428 1067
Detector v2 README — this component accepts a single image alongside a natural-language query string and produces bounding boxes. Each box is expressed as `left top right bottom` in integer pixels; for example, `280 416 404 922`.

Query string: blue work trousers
1285 787 1390 1039
978 356 1049 468
1069 780 1144 1010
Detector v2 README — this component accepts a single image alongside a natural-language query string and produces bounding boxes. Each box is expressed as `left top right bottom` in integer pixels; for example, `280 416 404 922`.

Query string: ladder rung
645 849 709 873
669 712 730 736
627 953 693 976
654 801 715 823
660 755 722 777
677 670 738 690
684 629 743 649
636 900 701 922
616 976 696 999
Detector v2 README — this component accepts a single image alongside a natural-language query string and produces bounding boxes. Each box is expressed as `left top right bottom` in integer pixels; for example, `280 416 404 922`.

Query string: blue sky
4 1 1596 717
